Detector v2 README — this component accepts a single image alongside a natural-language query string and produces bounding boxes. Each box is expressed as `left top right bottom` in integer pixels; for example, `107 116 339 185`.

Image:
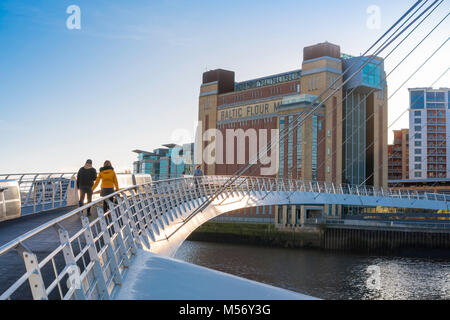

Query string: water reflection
175 241 450 300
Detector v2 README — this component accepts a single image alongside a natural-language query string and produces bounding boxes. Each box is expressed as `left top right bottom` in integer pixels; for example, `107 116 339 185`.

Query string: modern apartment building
198 41 388 224
409 88 450 179
133 143 194 180
388 129 409 180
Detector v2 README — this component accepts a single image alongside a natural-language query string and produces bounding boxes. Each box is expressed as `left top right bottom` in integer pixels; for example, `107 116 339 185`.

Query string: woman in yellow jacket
92 160 119 213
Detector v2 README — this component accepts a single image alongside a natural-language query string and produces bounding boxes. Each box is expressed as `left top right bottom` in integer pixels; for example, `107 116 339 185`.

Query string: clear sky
0 0 448 173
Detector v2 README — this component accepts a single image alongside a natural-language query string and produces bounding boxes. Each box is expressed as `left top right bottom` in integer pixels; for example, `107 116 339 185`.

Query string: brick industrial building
388 129 410 180
197 42 388 224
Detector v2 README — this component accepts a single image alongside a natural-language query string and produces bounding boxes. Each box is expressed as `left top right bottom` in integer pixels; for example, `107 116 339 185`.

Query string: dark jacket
77 167 97 189
194 168 203 177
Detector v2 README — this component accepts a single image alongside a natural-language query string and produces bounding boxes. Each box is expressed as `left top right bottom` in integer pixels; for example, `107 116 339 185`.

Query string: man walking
77 159 97 216
193 165 203 189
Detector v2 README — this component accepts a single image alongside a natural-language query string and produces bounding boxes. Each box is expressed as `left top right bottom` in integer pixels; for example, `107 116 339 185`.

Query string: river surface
174 241 450 300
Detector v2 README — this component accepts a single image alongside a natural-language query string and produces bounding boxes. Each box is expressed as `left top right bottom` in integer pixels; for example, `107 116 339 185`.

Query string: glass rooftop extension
281 94 319 106
234 69 302 92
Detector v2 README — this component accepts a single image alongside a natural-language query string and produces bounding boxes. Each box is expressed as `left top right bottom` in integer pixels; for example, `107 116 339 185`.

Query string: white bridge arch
0 176 448 300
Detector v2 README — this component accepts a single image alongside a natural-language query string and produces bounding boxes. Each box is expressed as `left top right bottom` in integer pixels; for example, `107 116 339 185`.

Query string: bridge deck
115 250 315 300
0 207 77 247
0 206 87 299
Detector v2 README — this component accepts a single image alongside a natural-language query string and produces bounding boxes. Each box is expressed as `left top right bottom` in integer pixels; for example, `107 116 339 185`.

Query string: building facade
133 143 194 180
388 129 409 180
409 88 450 179
198 42 388 224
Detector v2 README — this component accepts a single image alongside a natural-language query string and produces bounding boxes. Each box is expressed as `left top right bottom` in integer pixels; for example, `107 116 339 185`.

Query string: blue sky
0 0 448 172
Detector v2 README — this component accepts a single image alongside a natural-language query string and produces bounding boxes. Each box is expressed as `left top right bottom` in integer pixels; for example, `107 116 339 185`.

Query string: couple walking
77 159 119 216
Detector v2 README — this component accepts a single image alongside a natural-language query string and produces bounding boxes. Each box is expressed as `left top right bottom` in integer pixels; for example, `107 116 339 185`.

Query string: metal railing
0 173 76 215
0 175 449 300
0 172 153 216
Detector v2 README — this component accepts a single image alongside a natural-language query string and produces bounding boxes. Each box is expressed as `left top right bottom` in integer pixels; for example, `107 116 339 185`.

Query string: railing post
161 183 175 222
80 216 110 300
59 180 63 207
56 225 86 300
33 182 37 213
151 184 168 228
180 179 191 211
146 184 160 219
107 200 132 268
25 174 38 206
97 208 123 286
136 187 152 224
199 177 207 200
164 182 179 220
136 186 159 240
189 177 199 206
152 184 168 225
117 196 141 252
51 181 55 209
127 189 150 249
15 243 48 300
172 180 183 211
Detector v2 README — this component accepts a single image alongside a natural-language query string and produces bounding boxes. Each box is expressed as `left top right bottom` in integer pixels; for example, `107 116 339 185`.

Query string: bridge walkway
0 206 91 299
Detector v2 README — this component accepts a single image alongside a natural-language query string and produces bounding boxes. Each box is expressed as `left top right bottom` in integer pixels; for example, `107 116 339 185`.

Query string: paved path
0 206 89 299
0 207 77 247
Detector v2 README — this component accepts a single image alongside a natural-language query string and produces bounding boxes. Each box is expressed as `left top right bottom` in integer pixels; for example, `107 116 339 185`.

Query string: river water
174 241 450 300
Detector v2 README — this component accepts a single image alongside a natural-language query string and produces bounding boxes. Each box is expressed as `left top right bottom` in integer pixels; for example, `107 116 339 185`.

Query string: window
415 133 422 139
415 149 421 155
414 118 421 124
414 111 422 116
415 156 422 162
414 172 422 178
415 141 422 147
410 90 425 109
415 164 422 170
415 126 421 131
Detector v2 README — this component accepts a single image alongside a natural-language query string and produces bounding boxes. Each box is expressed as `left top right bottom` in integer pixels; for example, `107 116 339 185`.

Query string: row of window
223 82 300 105
410 90 449 109
216 117 275 129
414 125 447 132
235 71 302 91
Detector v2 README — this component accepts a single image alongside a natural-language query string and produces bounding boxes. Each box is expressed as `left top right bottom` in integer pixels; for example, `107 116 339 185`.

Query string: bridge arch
142 177 450 256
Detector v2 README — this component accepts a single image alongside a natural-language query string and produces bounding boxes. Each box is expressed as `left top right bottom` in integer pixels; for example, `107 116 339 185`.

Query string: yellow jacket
92 167 119 191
